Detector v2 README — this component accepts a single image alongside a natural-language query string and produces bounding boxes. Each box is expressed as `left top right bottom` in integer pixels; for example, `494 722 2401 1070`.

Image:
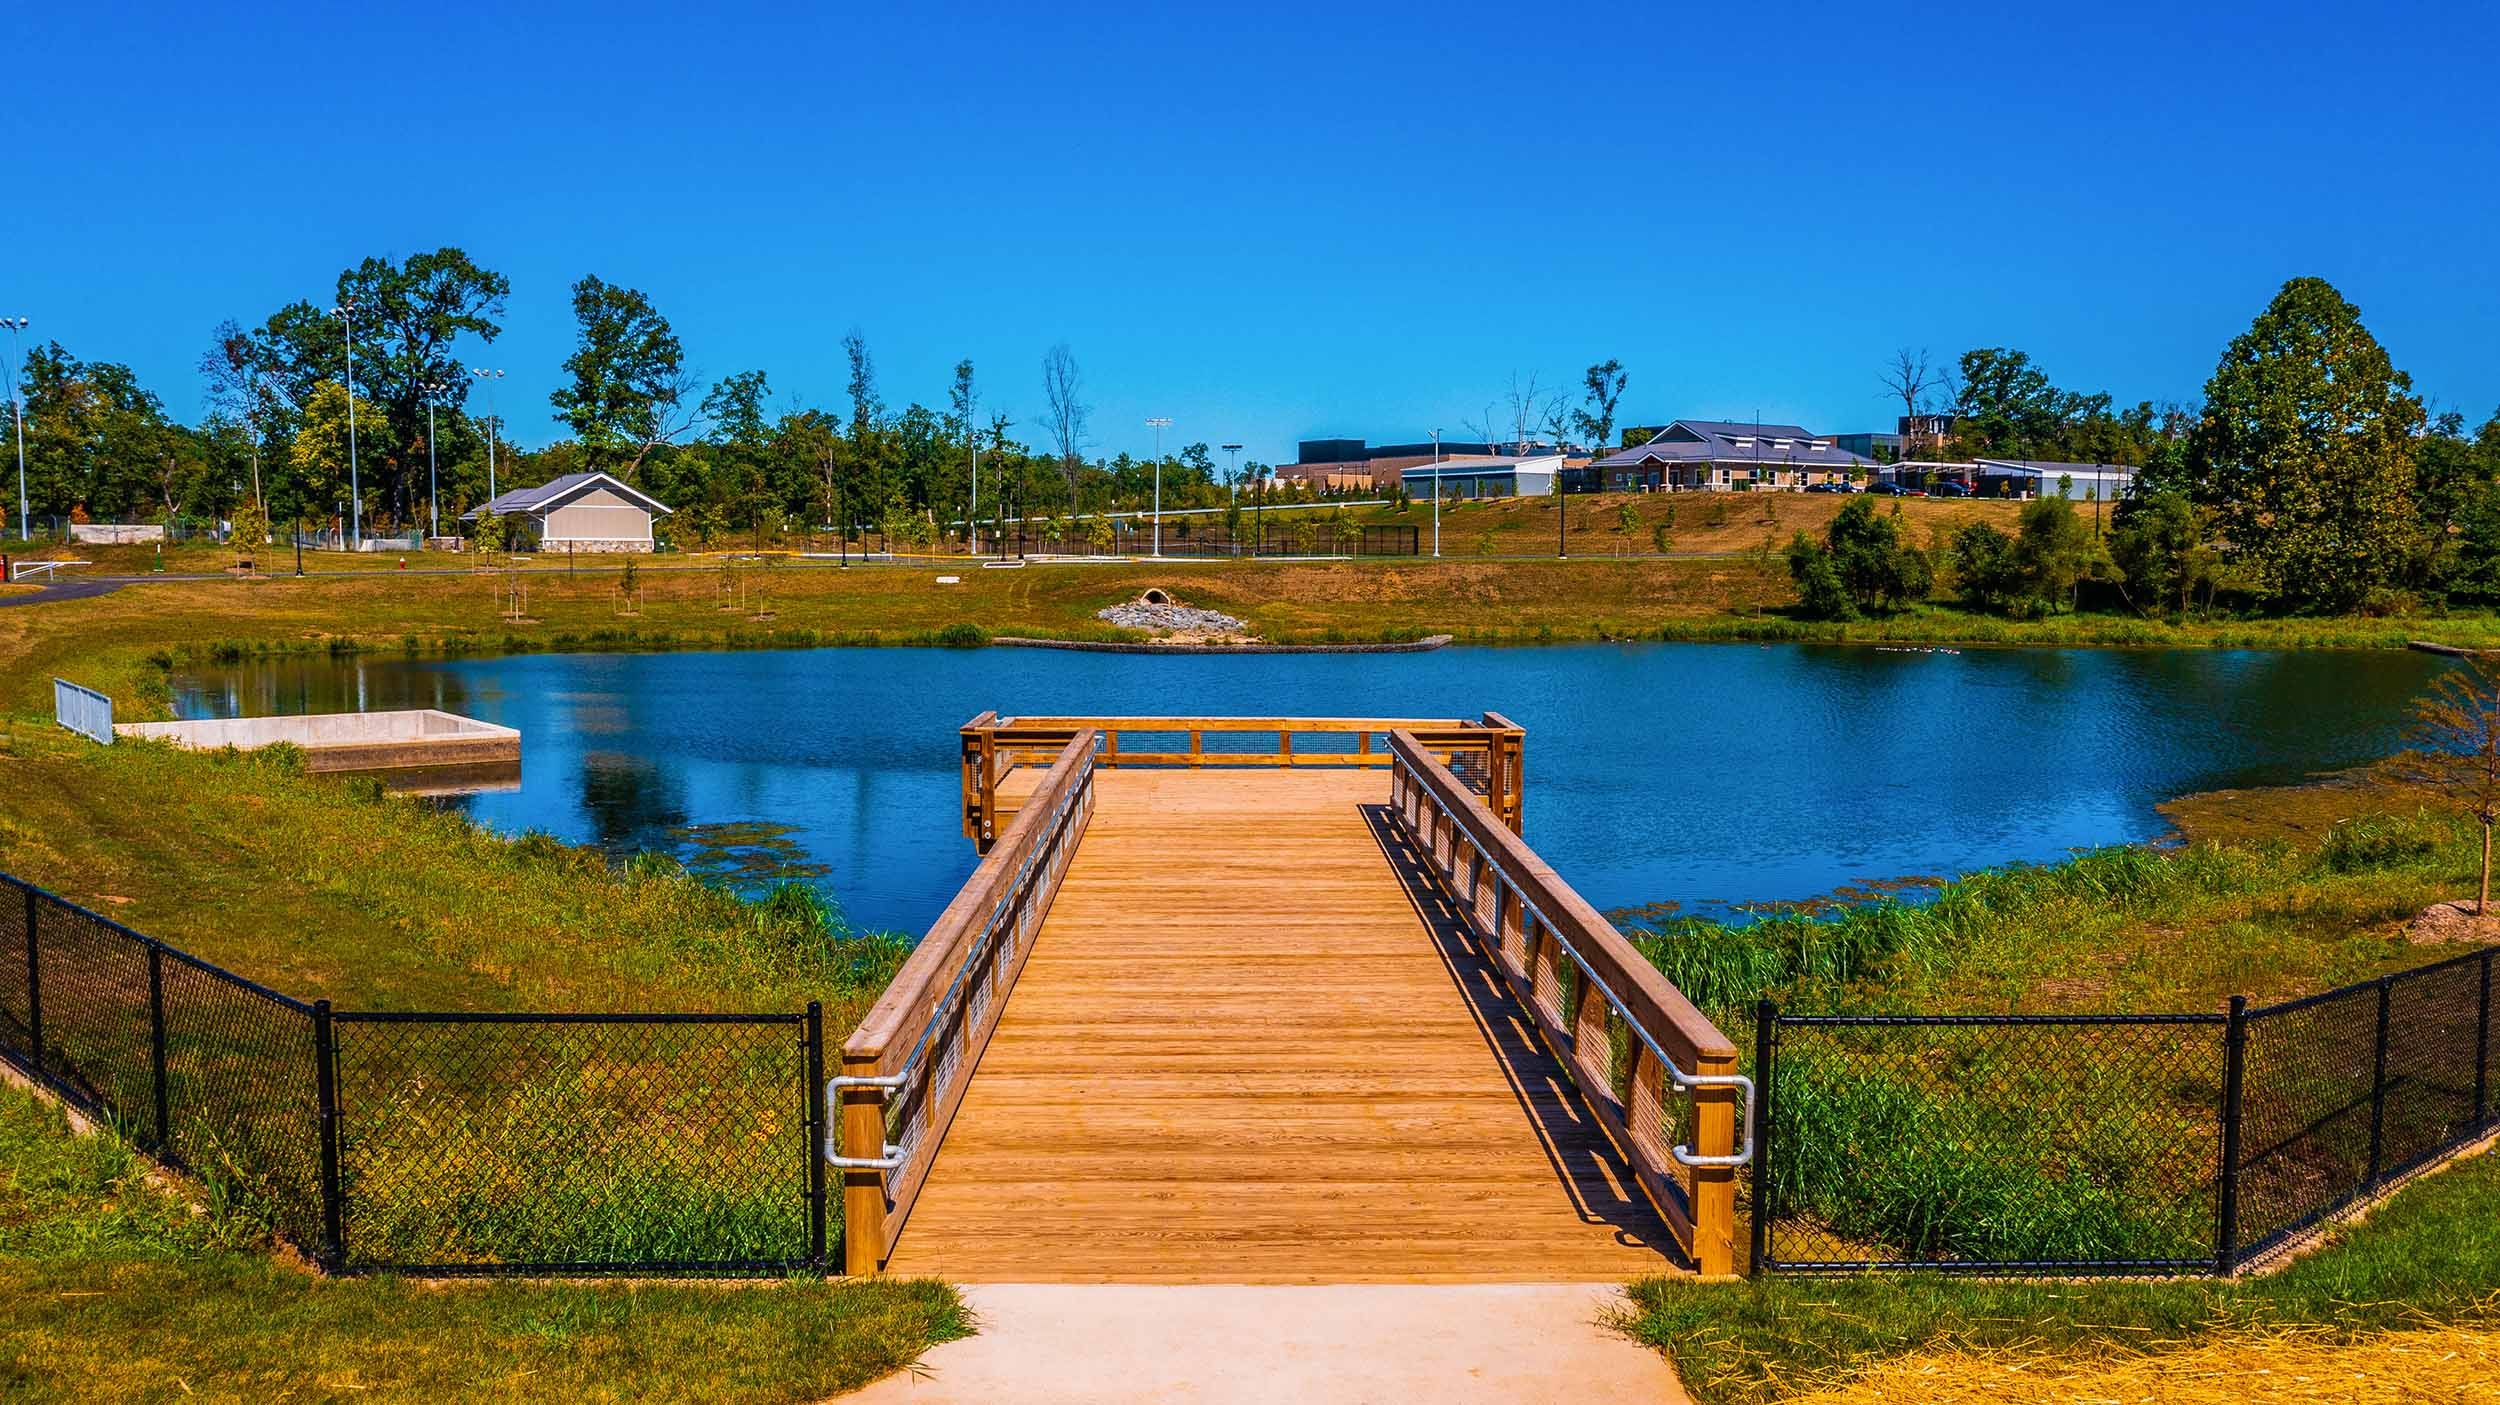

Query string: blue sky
7 1 2496 462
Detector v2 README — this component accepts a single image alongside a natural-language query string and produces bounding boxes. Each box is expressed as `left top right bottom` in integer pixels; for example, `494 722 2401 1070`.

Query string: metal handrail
1391 749 1754 1170
826 740 1097 1169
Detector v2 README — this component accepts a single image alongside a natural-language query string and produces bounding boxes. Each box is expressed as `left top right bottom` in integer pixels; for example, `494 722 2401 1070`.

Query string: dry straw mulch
1789 1323 2500 1404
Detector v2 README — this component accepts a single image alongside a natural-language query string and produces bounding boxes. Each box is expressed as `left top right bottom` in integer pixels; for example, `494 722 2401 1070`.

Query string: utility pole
1430 428 1443 559
1146 417 1172 557
329 298 362 548
1221 443 1243 557
2 316 27 541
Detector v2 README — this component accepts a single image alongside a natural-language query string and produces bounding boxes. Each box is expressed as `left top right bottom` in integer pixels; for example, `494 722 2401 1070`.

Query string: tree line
1789 277 2500 619
1 247 1304 549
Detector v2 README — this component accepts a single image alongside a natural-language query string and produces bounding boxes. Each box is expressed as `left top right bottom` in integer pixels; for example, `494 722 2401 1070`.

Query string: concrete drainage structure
114 710 520 773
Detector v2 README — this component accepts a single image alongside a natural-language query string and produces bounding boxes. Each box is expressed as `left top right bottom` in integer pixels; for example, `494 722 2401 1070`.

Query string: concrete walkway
839 1283 1688 1404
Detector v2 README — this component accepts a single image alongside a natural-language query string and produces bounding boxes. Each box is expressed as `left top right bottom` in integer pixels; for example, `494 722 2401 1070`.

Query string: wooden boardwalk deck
881 768 1675 1283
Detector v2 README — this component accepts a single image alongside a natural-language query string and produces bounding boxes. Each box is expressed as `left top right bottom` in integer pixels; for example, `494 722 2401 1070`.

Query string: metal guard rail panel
1386 730 1748 1276
838 728 1099 1274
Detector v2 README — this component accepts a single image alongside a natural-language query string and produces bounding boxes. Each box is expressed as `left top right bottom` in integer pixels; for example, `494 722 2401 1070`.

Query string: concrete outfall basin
114 709 520 773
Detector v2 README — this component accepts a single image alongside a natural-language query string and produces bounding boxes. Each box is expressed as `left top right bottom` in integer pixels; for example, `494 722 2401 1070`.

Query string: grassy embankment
14 549 2500 725
1625 770 2500 1401
0 1078 966 1403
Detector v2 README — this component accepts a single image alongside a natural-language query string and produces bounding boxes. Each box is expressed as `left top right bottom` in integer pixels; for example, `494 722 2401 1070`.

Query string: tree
1948 523 2024 613
2188 277 2426 611
291 380 385 524
1788 497 1931 618
2109 491 2218 616
200 319 286 509
549 275 697 481
2391 652 2500 914
1570 360 1628 452
1040 343 1088 515
1879 348 1938 424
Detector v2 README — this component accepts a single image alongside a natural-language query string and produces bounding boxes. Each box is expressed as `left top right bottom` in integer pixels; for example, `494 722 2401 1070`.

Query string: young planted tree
2392 653 2500 915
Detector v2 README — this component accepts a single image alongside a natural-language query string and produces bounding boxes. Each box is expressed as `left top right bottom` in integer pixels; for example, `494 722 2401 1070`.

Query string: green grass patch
0 1081 965 1401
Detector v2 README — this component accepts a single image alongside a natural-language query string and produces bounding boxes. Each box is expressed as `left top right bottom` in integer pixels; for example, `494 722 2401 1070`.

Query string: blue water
174 643 2449 935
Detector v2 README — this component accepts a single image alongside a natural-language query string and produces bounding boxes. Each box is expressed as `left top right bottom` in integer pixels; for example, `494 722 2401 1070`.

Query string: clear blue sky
8 1 2495 463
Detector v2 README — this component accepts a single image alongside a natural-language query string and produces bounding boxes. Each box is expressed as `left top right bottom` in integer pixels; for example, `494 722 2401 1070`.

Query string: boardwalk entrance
836 718 1748 1282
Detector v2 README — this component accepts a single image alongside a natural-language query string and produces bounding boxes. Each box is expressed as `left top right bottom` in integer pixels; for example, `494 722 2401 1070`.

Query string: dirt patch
2409 899 2500 945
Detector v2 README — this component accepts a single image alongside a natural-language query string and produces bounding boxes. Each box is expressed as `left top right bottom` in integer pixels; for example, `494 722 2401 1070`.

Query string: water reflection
171 644 2452 935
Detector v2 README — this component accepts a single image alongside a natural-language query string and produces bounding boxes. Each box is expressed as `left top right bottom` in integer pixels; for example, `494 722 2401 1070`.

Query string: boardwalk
881 768 1674 1282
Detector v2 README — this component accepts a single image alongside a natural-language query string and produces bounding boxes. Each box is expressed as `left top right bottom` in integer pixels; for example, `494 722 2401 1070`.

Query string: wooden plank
881 768 1678 1283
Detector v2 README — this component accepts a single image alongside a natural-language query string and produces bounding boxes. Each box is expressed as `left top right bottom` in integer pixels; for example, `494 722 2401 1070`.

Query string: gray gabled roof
1596 418 1873 470
460 471 671 522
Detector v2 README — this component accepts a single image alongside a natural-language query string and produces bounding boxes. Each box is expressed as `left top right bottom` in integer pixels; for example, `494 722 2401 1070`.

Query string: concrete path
839 1283 1688 1405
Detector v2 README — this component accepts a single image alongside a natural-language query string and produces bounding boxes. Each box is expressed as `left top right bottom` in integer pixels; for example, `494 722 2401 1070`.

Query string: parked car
1804 481 1845 493
1929 480 1973 498
1868 482 1910 496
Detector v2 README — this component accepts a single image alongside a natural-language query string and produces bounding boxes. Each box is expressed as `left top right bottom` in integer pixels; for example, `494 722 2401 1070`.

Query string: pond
172 643 2450 936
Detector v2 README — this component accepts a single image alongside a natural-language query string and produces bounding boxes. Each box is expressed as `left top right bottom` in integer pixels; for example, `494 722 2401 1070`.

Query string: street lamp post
421 380 448 541
2 316 28 542
1430 428 1443 559
329 299 363 549
1220 443 1243 556
472 368 506 499
1145 417 1172 557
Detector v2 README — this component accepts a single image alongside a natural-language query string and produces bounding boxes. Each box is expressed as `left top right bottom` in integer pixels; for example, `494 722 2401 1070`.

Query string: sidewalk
839 1283 1688 1405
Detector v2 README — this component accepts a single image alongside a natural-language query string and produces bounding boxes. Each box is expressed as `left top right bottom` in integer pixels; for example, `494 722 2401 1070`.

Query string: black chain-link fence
0 873 829 1276
974 520 1420 558
1754 946 2499 1276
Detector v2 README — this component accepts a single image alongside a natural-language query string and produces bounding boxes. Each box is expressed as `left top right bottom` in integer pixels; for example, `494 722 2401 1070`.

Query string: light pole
472 368 506 499
1430 428 1443 559
421 379 449 541
328 299 363 548
1145 417 1171 557
1221 443 1243 556
2 316 27 541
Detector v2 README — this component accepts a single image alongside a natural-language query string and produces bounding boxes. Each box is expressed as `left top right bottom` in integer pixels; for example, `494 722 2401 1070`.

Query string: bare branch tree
1040 343 1088 514
1880 347 1937 421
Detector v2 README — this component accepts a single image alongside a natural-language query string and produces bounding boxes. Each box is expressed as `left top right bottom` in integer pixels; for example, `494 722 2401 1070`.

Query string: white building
1399 453 1564 500
463 472 672 552
1974 460 2136 502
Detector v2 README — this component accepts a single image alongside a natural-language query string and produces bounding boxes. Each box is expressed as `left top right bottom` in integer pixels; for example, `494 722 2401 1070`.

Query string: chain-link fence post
2215 994 2247 1275
148 944 170 1150
2367 977 2393 1186
1750 998 1776 1279
21 885 43 1081
805 1000 827 1269
314 999 345 1273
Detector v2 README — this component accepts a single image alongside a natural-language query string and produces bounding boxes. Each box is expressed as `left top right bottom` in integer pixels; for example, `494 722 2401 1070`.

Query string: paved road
0 578 126 607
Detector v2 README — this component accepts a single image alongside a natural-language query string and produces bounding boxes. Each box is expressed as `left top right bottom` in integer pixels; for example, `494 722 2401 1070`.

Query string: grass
1628 1138 2500 1404
0 1079 968 1402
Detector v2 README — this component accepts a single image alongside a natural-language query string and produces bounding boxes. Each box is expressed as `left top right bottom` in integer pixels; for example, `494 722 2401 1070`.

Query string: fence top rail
846 728 1098 1071
2247 943 2496 1021
0 870 316 1017
995 715 1492 735
1778 1011 2229 1028
51 677 110 704
1386 729 1735 1066
332 1010 807 1026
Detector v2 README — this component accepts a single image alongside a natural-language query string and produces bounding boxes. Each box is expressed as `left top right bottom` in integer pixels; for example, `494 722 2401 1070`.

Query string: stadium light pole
420 380 450 541
328 299 363 548
3 316 28 541
1430 428 1443 558
472 368 505 499
1146 416 1172 556
1220 443 1243 557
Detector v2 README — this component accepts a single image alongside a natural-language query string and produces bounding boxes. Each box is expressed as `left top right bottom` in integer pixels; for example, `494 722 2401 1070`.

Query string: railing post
805 1001 828 1269
2475 949 2492 1127
2367 976 2393 1186
1691 1042 1741 1277
2216 994 2247 1276
22 887 41 1080
840 1049 889 1277
1750 999 1775 1278
312 999 345 1273
148 944 170 1151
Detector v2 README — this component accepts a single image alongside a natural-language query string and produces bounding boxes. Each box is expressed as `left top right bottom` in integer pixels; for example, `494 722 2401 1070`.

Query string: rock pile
1097 598 1248 634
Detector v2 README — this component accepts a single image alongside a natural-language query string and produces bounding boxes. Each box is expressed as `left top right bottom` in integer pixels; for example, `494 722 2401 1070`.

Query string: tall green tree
1570 359 1628 452
550 276 694 481
2188 277 2426 611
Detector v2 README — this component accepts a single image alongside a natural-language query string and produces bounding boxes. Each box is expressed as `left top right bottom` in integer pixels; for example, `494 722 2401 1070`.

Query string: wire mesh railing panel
334 1016 810 1272
158 953 324 1253
1762 1016 2224 1272
21 900 156 1131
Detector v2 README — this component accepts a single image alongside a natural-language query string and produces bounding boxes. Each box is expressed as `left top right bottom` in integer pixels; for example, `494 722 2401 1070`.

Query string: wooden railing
1387 729 1748 1276
836 729 1098 1275
959 712 1525 849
